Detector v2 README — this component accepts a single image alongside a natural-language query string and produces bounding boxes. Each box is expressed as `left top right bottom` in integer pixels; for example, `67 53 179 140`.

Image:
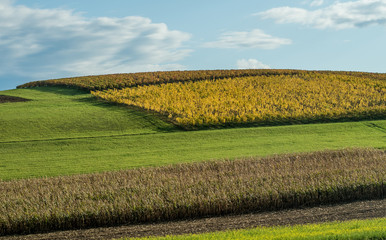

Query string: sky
1 0 386 90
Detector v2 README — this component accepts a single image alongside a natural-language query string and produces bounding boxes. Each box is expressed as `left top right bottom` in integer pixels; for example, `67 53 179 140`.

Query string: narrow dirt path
2 199 385 240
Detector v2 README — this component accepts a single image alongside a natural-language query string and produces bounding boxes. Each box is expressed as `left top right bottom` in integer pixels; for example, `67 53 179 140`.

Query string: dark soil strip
3 199 385 240
0 95 30 103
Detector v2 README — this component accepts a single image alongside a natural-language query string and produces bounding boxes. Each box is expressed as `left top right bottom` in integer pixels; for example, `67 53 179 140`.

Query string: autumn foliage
17 69 386 91
93 72 385 128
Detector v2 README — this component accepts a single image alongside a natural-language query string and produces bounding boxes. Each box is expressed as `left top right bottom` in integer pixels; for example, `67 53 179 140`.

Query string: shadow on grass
28 86 89 96
28 86 179 133
180 114 386 131
77 94 180 133
0 95 31 103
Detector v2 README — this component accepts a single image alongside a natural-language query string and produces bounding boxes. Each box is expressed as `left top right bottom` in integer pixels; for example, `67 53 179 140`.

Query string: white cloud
310 0 324 7
0 0 191 80
203 29 292 49
258 0 386 29
236 59 271 69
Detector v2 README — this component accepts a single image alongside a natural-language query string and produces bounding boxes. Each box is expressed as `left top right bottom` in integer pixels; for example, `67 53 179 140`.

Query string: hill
1 69 385 238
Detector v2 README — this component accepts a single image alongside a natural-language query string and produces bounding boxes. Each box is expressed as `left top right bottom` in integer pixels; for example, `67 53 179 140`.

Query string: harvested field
2 199 385 240
0 95 29 103
0 148 384 236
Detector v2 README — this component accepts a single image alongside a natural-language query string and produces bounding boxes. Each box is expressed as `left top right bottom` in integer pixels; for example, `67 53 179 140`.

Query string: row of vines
92 73 386 128
17 69 386 91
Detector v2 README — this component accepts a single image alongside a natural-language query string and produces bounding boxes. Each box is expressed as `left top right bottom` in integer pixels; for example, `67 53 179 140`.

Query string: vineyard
0 148 384 235
16 69 386 129
16 69 386 91
93 73 386 128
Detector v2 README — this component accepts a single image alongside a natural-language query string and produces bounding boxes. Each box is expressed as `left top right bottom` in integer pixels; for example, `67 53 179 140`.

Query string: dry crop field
0 148 384 236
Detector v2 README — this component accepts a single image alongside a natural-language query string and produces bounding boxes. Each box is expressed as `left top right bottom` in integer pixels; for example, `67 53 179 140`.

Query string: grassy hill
0 69 385 238
0 87 174 142
0 86 385 180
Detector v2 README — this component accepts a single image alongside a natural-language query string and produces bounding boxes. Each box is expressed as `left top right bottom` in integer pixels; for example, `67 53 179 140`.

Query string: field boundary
0 131 159 144
2 199 384 240
3 119 385 144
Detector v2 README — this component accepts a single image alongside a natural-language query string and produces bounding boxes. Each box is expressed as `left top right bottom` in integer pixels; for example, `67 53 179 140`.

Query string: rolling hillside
0 69 385 239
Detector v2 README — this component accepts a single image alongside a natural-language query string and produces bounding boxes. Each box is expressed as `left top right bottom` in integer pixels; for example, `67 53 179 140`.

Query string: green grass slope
0 87 174 142
0 87 384 180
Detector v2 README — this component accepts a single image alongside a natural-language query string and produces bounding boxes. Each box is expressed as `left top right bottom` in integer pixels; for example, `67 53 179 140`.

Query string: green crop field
1 70 385 238
127 218 386 240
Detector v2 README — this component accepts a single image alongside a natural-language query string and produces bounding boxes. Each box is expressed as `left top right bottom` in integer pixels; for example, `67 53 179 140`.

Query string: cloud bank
258 0 386 29
310 0 324 7
0 0 191 81
237 59 271 69
203 29 291 49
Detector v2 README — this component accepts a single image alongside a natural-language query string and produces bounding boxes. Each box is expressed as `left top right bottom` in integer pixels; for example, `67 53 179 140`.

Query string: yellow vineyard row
93 73 385 127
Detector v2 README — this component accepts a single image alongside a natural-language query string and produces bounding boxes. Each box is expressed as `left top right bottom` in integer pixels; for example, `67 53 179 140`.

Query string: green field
127 218 386 240
0 87 385 180
0 87 174 142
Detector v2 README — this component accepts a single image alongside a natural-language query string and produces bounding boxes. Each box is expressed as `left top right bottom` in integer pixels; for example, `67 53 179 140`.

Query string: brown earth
0 95 30 103
2 199 385 240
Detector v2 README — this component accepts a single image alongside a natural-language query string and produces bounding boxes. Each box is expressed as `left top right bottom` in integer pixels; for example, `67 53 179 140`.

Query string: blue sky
1 0 386 90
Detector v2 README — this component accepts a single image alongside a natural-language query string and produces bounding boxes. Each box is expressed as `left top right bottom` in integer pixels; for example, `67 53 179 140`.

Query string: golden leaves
93 72 386 128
